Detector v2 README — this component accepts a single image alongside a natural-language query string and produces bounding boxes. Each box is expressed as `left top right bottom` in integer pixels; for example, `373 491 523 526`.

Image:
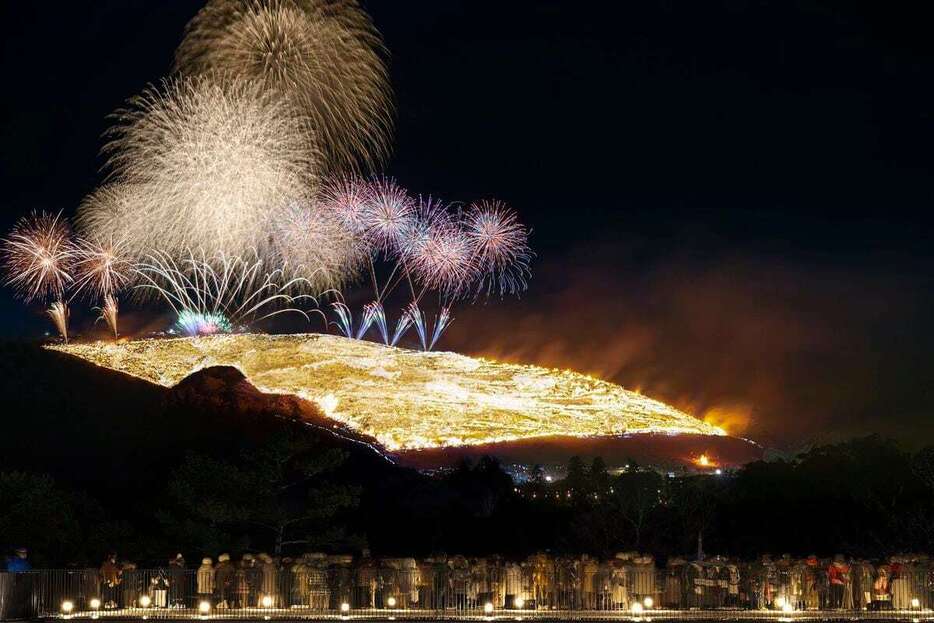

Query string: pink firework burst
319 174 371 237
405 198 477 298
71 236 132 301
463 199 532 296
1 211 75 303
361 177 416 256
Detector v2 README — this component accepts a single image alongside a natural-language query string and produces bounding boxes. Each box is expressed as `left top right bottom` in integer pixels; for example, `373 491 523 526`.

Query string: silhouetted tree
159 431 360 555
612 470 663 548
0 471 128 566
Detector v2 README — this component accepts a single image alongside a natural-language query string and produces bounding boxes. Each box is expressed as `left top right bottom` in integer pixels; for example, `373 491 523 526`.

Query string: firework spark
47 301 70 343
134 250 314 330
175 0 393 173
463 200 532 297
95 294 120 340
355 300 390 343
1 212 75 303
175 310 233 336
330 301 353 338
390 312 412 347
407 302 428 351
71 236 132 301
368 301 390 344
79 77 318 265
355 301 377 340
429 306 453 351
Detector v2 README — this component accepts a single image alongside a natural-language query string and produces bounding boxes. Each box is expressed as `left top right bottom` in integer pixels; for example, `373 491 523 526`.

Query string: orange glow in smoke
693 453 718 468
700 405 752 436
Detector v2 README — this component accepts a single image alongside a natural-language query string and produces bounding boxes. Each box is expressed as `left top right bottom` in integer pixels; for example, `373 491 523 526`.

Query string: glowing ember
50 334 725 451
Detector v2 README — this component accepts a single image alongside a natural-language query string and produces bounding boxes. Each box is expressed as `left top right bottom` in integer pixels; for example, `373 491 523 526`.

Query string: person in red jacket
828 555 849 609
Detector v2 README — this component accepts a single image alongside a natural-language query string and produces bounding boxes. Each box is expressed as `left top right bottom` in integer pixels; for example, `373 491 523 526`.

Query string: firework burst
404 199 477 300
134 250 315 331
1 211 75 303
274 202 366 293
319 174 371 238
463 200 532 297
361 177 416 257
79 77 318 265
71 236 132 301
175 0 393 173
175 310 233 336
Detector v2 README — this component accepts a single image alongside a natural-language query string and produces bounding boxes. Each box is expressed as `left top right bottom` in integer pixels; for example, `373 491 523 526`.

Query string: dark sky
1 1 933 447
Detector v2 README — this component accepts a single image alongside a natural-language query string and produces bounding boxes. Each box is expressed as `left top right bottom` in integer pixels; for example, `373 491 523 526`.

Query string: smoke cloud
443 244 934 449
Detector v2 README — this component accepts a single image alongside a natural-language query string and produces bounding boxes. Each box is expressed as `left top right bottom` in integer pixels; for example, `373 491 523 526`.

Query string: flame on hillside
50 333 725 452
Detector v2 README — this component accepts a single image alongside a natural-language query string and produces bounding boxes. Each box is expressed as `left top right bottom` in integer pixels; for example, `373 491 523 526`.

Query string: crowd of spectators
5 548 933 613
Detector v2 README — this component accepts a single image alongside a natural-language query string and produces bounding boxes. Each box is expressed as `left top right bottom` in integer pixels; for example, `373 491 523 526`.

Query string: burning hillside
50 333 724 452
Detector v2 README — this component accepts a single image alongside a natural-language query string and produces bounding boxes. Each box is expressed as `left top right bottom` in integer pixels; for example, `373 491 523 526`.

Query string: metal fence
2 557 933 620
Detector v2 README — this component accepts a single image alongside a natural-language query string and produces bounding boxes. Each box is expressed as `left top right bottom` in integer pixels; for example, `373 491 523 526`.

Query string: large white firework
175 0 393 173
78 77 318 264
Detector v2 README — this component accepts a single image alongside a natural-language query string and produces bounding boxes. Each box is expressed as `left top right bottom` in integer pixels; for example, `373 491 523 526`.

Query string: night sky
1 1 932 448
